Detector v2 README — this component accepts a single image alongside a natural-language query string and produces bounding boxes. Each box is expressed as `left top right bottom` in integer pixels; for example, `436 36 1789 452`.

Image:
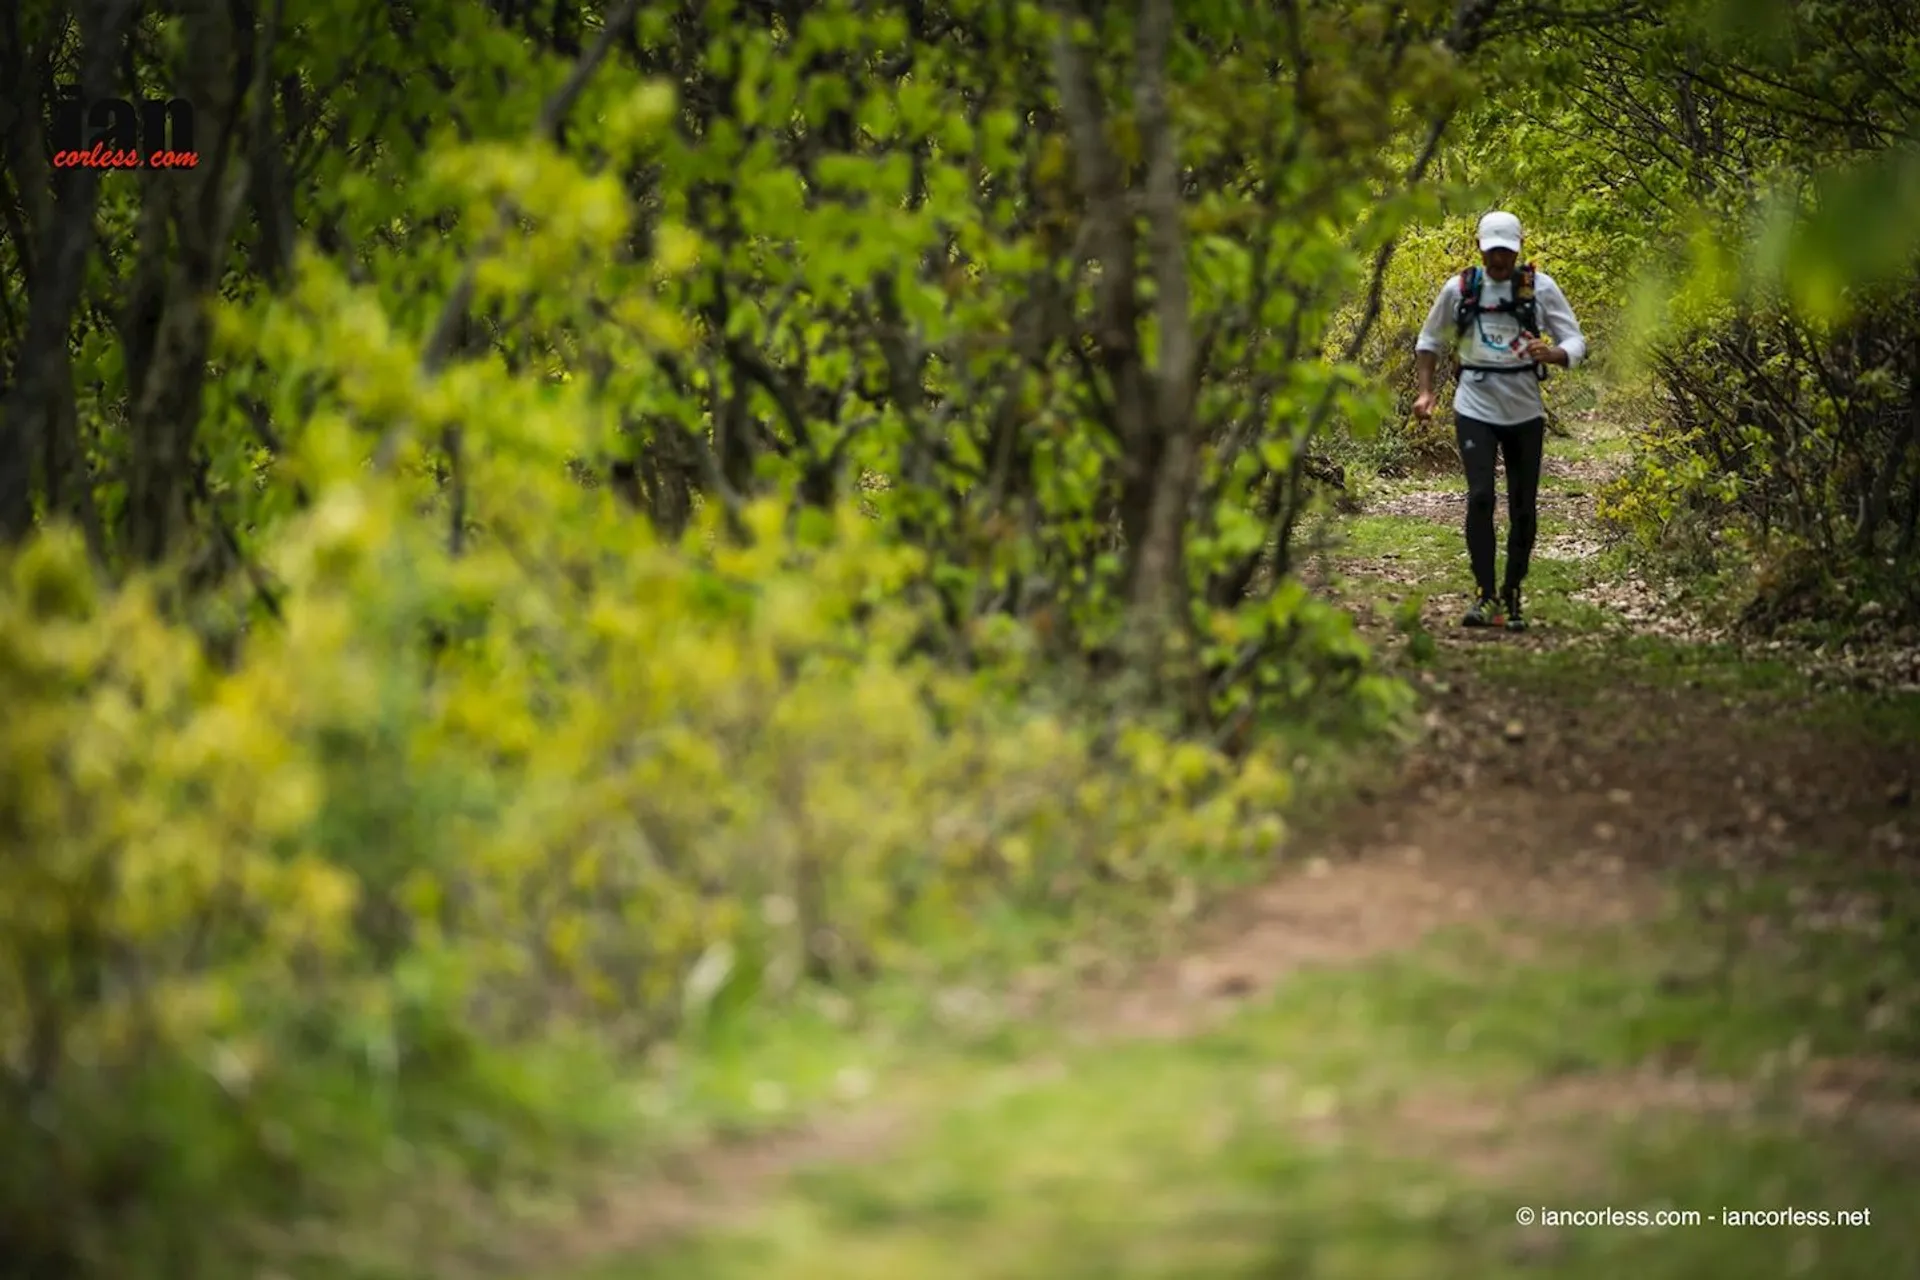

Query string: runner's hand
1413 390 1437 421
1524 337 1562 365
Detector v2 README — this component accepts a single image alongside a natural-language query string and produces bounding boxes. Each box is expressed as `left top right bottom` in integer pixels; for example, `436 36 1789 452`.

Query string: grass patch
1334 513 1462 570
1324 498 1632 637
1557 422 1634 463
1800 690 1920 747
565 860 1920 1280
1451 634 1805 703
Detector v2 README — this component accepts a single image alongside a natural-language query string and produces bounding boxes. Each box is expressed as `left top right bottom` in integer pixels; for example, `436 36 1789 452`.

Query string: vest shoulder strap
1454 266 1482 334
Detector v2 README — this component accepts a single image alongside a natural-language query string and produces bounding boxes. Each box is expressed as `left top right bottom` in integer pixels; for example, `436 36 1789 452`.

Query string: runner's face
1481 247 1518 279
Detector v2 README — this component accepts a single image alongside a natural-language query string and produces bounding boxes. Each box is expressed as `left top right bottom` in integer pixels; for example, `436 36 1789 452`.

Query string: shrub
1598 277 1920 630
0 7 1464 1270
0 474 1296 1276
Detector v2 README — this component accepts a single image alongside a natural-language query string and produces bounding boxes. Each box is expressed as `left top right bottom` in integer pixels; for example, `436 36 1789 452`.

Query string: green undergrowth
0 493 1329 1280
566 841 1920 1280
1554 420 1634 467
1457 634 1798 698
558 717 1402 1149
1334 514 1461 568
1450 635 1920 740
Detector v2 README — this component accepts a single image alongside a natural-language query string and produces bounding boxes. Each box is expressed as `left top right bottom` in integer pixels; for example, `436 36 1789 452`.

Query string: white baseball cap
1477 210 1523 253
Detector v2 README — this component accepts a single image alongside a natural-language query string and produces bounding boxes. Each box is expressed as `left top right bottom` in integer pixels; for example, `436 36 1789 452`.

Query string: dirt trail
503 448 1920 1278
1148 431 1900 977
1101 495 1914 1052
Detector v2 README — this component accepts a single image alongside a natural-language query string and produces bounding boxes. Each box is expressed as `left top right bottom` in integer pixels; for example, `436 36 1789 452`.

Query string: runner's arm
1536 276 1588 368
1413 280 1457 396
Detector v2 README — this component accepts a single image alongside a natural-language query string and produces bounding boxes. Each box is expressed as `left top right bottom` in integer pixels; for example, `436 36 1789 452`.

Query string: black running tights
1455 413 1545 599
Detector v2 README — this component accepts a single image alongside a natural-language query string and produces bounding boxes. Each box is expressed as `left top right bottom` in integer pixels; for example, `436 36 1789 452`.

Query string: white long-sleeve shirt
1415 269 1587 426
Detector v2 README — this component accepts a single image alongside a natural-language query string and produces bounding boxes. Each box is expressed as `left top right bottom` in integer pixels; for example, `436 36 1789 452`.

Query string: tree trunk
1125 0 1200 672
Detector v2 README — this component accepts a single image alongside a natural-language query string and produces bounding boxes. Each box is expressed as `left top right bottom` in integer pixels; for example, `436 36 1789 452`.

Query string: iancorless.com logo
51 87 198 170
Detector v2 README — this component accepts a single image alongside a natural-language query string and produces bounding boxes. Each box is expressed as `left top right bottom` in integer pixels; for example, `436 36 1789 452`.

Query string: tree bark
1125 0 1200 664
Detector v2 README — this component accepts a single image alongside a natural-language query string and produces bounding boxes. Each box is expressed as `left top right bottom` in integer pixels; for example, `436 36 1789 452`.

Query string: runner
1411 210 1588 630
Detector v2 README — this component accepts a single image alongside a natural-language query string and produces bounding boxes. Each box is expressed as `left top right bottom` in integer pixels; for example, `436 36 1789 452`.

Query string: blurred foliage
0 489 1296 1273
1591 0 1920 624
0 0 1469 1272
1597 278 1920 626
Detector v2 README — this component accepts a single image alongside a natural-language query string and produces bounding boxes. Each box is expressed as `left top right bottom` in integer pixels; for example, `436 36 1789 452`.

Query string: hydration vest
1453 262 1547 383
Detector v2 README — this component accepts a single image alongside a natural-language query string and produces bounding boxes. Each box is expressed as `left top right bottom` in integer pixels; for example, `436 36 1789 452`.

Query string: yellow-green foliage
1327 219 1465 464
0 465 1291 1273
0 14 1408 1269
1593 288 1739 555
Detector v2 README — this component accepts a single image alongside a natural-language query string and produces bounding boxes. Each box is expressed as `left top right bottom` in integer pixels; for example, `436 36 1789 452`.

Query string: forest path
494 414 1920 1280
